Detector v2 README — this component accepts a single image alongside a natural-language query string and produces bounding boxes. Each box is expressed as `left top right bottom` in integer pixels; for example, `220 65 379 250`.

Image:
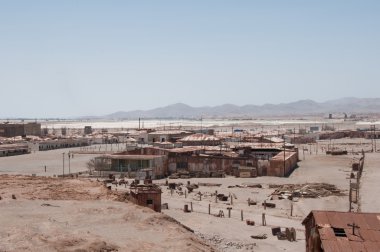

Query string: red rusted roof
303 211 380 252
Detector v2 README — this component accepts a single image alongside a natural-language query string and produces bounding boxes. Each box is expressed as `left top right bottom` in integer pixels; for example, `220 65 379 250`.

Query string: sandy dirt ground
0 144 125 177
0 176 214 252
359 152 380 212
0 147 95 177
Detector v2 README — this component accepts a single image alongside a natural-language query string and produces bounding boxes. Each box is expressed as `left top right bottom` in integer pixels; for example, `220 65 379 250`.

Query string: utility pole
62 152 65 178
200 116 203 133
283 138 286 177
375 124 377 152
68 152 71 175
371 124 376 152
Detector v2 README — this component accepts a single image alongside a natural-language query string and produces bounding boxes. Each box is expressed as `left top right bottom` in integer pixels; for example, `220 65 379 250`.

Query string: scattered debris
270 183 346 199
168 183 177 190
198 183 222 187
186 183 198 193
197 234 256 251
246 220 255 226
217 194 228 201
214 210 225 218
244 183 262 188
41 203 60 207
272 227 281 236
12 194 16 200
262 202 276 208
247 198 257 206
251 234 267 239
184 204 191 213
271 227 297 241
327 150 348 155
228 183 262 188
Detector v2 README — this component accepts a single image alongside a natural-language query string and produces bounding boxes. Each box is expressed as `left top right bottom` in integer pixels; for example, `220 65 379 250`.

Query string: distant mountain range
96 97 380 119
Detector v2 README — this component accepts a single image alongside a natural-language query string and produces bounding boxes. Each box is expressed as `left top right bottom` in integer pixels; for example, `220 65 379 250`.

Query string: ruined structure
302 211 380 252
129 184 162 212
0 122 41 137
95 144 299 178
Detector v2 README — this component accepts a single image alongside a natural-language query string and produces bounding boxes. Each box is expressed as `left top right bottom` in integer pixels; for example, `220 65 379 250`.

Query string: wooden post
215 190 218 203
190 202 193 212
262 213 266 226
227 207 232 218
290 202 293 217
171 189 173 196
349 184 352 212
230 195 233 205
199 194 202 201
208 204 211 215
241 210 243 221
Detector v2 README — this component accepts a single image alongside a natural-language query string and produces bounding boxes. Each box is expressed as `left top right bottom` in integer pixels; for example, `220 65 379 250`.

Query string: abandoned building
302 210 380 252
0 144 30 157
364 130 380 139
84 126 93 135
167 147 255 177
129 183 162 212
268 151 299 177
38 138 89 151
0 122 41 137
94 144 299 178
94 153 167 179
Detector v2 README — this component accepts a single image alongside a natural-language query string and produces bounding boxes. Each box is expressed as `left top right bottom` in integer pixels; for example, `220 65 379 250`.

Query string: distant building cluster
1 120 378 179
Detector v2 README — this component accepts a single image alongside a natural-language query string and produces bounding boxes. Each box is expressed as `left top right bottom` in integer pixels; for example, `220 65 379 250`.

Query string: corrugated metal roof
303 211 380 252
270 151 297 161
228 142 284 149
148 130 191 135
180 133 220 142
168 146 203 153
103 154 165 160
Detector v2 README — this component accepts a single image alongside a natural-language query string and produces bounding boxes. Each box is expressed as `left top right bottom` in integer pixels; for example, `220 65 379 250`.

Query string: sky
1 0 380 118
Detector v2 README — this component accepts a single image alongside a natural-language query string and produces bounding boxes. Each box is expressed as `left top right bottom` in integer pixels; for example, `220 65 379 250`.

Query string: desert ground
1 138 379 251
0 176 214 252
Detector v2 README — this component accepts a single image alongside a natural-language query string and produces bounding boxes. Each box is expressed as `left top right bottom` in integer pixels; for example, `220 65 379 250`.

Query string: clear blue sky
1 0 379 118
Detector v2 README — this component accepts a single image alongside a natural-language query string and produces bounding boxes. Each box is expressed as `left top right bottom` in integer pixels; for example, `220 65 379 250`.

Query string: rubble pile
197 234 256 251
228 183 262 189
270 183 346 199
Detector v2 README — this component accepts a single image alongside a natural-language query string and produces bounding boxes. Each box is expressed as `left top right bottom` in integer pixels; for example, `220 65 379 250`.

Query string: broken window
332 227 346 237
147 199 153 205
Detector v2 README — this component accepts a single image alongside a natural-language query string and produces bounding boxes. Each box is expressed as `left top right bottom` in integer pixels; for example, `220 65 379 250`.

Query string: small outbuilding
130 184 162 212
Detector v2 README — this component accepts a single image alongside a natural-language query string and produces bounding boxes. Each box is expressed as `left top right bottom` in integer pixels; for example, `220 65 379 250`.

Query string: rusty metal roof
303 211 380 252
168 146 203 153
